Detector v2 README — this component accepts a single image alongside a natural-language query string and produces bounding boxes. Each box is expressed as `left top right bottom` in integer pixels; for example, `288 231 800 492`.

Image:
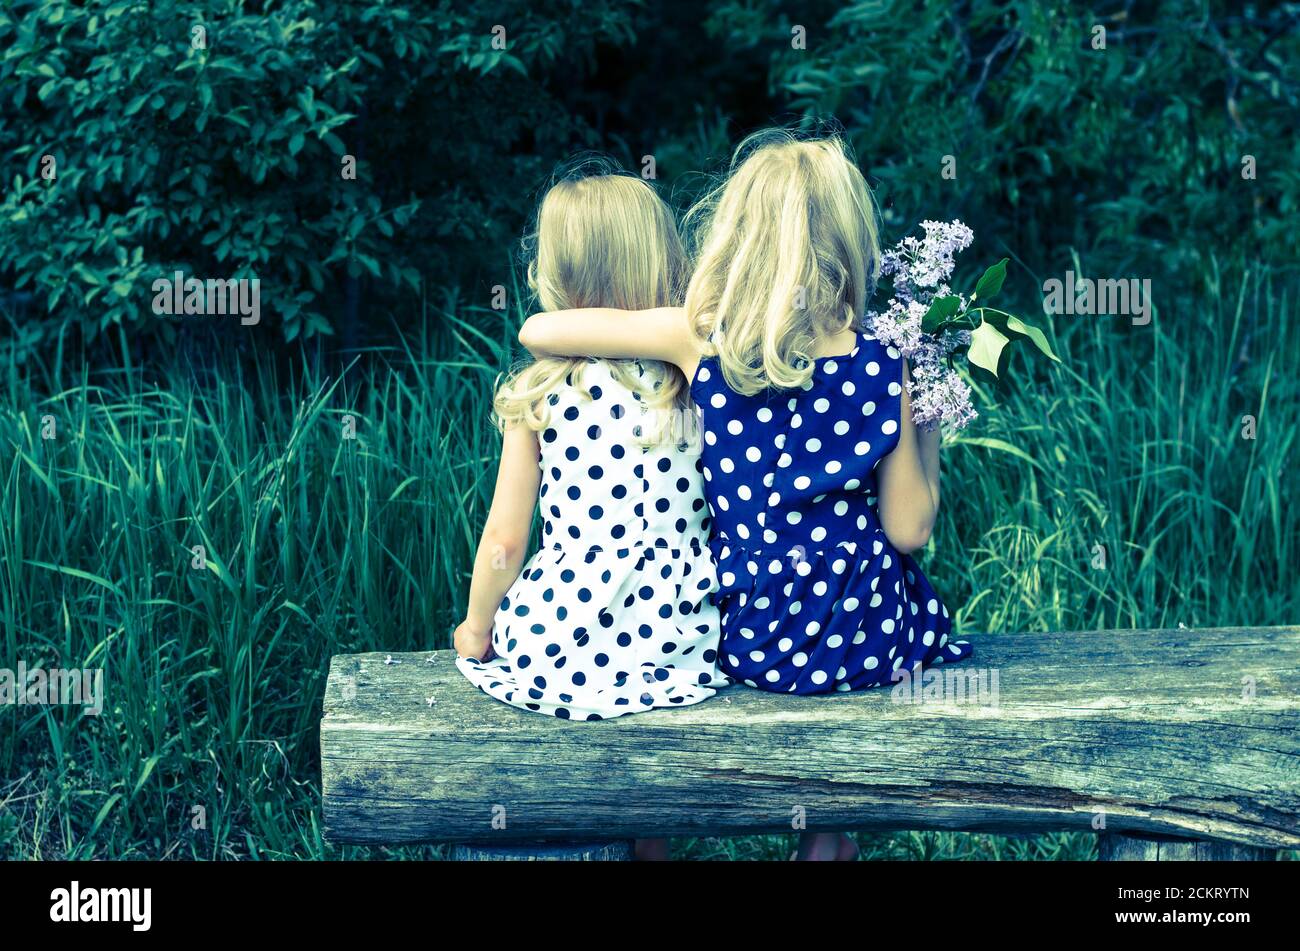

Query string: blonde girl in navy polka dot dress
520 131 972 860
452 171 729 726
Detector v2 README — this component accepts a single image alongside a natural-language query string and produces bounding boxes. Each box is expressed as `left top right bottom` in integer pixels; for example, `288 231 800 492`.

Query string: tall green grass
0 262 1295 860
938 260 1297 634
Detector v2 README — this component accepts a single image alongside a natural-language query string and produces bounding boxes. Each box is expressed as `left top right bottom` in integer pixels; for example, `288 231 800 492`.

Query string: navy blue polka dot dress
689 332 972 693
458 359 731 720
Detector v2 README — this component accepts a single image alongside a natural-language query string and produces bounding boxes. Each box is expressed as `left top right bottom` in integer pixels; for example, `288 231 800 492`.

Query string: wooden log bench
320 626 1300 860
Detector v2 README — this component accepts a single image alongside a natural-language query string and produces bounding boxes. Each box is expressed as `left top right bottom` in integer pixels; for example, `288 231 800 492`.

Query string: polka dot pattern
690 333 973 694
458 360 732 719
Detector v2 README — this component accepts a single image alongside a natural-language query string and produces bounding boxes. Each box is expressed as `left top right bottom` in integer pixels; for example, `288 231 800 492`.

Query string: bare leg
794 832 858 861
635 837 670 861
837 833 860 861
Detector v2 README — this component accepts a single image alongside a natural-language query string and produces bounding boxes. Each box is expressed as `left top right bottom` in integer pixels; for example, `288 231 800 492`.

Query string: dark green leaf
973 258 1009 300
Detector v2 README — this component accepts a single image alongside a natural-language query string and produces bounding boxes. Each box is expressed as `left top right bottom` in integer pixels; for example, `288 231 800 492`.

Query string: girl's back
692 331 969 693
458 358 729 719
540 359 709 551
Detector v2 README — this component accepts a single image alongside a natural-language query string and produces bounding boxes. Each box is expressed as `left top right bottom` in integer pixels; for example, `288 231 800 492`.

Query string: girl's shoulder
546 358 682 430
857 330 905 379
844 327 901 360
535 358 628 418
688 354 737 411
691 331 902 403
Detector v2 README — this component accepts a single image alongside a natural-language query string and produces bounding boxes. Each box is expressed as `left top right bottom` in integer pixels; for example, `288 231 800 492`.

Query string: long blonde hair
495 170 690 438
684 130 881 395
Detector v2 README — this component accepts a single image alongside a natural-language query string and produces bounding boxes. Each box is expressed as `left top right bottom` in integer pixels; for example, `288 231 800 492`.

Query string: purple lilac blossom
866 219 979 431
907 359 977 432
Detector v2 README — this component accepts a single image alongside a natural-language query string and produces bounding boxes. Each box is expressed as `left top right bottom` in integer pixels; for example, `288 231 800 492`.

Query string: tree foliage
1 0 1295 349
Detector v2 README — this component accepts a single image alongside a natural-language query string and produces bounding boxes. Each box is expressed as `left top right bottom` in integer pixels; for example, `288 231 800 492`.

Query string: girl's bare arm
875 364 941 554
453 424 541 660
519 306 703 379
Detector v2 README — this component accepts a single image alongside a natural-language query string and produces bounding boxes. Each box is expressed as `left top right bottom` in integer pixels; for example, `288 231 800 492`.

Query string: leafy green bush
715 0 1299 278
0 0 638 346
2 1 1296 350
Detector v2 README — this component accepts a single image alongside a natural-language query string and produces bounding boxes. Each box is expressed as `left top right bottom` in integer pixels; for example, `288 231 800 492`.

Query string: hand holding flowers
866 220 1059 431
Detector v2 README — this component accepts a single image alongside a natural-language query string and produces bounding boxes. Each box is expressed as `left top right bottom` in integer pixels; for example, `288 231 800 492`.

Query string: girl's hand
453 620 496 662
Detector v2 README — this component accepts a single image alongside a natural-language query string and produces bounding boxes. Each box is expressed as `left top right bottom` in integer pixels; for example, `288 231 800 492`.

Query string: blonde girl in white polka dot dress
452 170 729 724
519 131 972 860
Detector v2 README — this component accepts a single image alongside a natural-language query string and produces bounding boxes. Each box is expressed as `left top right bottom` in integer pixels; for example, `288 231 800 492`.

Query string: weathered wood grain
449 841 634 861
1098 832 1275 861
320 627 1300 848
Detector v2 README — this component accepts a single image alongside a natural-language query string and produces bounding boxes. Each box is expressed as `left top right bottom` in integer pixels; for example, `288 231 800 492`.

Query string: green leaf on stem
1003 314 1060 362
967 321 1010 377
981 309 1061 362
973 258 1009 300
921 294 961 333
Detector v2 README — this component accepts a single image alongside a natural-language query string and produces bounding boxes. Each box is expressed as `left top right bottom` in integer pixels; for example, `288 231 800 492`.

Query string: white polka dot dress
690 332 973 694
457 359 731 720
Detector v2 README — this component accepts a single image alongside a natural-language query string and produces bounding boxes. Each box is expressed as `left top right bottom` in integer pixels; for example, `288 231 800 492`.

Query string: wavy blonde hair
495 170 690 441
684 130 881 395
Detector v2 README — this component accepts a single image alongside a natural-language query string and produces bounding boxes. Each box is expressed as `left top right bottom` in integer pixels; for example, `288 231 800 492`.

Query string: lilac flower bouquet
866 220 1058 431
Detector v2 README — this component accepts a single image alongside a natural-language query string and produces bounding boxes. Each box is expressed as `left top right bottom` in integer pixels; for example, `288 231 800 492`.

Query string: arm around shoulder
519 306 702 378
